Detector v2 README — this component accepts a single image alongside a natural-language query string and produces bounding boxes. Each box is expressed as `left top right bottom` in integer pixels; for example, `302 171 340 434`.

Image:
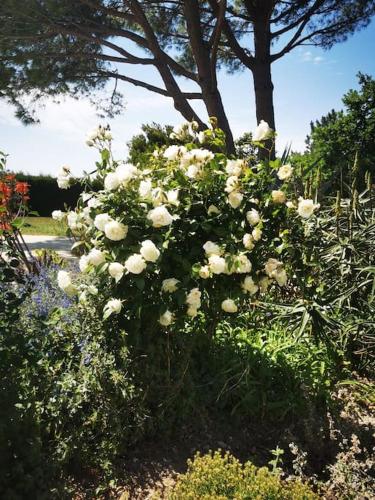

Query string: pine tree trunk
201 86 236 155
183 0 235 156
253 6 276 159
253 61 275 132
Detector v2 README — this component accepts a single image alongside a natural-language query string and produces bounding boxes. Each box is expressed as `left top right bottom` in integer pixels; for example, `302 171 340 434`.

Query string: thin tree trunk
202 87 236 154
252 60 276 158
253 61 275 132
183 0 235 155
129 0 206 129
252 3 276 159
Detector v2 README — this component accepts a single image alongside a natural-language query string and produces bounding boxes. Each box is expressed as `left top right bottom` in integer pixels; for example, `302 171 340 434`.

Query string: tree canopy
292 73 375 193
1 1 374 153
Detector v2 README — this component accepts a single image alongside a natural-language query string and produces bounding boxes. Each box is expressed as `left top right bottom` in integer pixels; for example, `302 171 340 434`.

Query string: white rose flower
147 205 174 228
67 212 80 230
186 164 201 179
88 248 106 266
57 176 70 189
264 259 287 286
197 131 205 144
86 127 100 143
170 122 191 140
125 254 147 274
225 175 239 193
104 220 128 241
87 196 102 209
252 227 262 241
246 209 260 226
166 189 179 206
208 255 226 274
103 298 122 318
189 120 199 134
243 233 255 251
203 241 222 256
228 191 243 209
108 262 125 282
236 254 252 274
272 190 286 204
87 285 98 296
297 198 320 219
151 188 164 207
52 210 64 221
115 163 138 184
188 148 214 164
277 164 293 181
207 205 220 215
140 240 160 262
139 179 153 199
162 278 180 293
57 270 76 296
225 159 244 177
186 288 201 309
199 265 210 279
221 299 238 313
242 276 259 295
274 268 287 287
78 291 88 305
159 310 174 326
265 258 281 277
79 255 90 273
187 306 198 318
82 207 92 222
104 172 121 191
58 165 71 177
163 145 187 161
253 120 273 142
57 270 71 289
259 276 271 293
94 213 112 231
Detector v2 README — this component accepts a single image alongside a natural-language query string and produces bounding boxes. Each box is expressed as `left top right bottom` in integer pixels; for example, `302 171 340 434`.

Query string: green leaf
134 277 145 290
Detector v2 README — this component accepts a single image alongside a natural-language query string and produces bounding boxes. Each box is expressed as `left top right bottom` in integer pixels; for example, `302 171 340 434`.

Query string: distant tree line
16 174 83 216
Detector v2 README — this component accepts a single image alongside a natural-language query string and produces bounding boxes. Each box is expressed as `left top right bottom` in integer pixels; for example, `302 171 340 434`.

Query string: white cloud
126 94 173 111
38 97 98 141
300 51 324 64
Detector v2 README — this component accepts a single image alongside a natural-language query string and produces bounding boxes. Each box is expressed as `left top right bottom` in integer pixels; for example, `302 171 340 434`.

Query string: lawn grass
20 217 67 237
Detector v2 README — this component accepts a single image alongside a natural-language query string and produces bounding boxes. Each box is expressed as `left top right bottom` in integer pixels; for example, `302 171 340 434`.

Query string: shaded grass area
20 217 67 236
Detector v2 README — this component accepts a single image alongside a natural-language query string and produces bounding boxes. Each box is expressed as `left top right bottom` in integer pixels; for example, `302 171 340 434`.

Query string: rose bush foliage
55 122 319 328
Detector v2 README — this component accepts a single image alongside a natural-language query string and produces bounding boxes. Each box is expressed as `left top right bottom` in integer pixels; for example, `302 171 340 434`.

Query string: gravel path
22 234 75 260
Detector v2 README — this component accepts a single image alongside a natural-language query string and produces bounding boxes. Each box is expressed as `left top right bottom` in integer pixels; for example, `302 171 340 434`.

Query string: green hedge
16 174 83 217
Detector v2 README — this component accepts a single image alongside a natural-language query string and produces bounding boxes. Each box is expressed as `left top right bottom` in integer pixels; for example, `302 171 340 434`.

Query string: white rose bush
55 121 320 330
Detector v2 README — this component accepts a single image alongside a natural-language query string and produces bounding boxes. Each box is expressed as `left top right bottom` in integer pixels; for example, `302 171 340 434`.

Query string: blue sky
1 20 374 177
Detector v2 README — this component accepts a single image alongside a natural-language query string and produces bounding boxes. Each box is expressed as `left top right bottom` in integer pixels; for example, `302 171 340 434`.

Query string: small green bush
169 451 319 500
0 262 145 497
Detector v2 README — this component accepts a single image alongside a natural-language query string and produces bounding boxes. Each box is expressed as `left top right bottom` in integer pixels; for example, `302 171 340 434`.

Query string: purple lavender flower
24 263 77 321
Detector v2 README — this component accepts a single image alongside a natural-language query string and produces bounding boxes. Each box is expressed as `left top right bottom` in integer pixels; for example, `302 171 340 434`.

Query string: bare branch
271 0 325 38
98 70 202 99
210 0 227 87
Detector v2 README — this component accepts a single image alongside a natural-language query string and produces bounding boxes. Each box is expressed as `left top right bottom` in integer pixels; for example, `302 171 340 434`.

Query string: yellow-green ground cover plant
167 450 318 499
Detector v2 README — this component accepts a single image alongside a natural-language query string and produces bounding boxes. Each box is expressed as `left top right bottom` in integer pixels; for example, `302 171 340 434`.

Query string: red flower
15 182 29 195
0 183 12 200
0 220 11 231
